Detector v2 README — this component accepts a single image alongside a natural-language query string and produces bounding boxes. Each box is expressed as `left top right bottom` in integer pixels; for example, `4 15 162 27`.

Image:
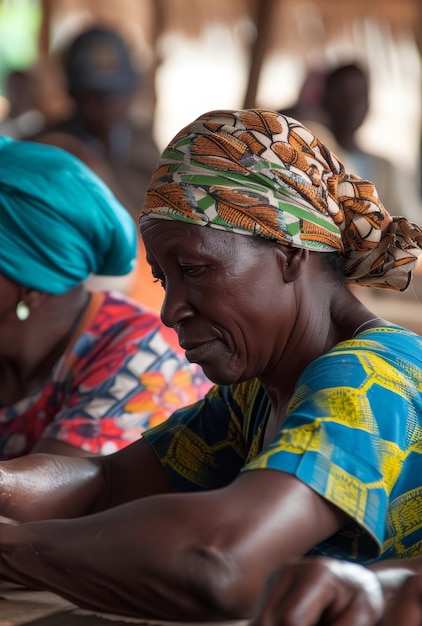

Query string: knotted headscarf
0 136 137 294
141 108 422 290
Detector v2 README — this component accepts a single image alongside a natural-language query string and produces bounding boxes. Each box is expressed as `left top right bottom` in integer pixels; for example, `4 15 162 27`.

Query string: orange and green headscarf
141 108 422 290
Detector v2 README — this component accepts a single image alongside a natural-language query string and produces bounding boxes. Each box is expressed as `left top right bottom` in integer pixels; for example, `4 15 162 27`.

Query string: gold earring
16 301 30 321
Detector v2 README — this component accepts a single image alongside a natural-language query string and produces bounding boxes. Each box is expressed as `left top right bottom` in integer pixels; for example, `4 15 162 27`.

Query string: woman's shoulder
86 290 162 331
306 322 422 380
99 289 160 315
342 322 422 351
67 290 167 360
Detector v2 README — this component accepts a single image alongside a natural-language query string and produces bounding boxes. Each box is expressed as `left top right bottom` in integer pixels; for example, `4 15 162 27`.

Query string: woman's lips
183 339 218 362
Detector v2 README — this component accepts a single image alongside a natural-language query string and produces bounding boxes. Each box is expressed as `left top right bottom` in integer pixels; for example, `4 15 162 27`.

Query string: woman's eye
182 265 205 276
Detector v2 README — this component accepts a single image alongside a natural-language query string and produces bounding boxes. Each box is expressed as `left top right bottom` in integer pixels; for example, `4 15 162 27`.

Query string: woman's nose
160 284 193 329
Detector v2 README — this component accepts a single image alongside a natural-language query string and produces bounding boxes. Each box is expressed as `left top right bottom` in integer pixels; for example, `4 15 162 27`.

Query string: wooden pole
38 0 52 58
243 0 278 108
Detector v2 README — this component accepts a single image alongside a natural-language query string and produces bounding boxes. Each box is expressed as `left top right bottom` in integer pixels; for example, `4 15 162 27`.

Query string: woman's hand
250 557 385 626
382 574 422 626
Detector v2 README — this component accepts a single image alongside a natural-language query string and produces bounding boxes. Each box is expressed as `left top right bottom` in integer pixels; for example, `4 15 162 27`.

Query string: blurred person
0 135 211 460
319 62 422 223
0 109 419 620
31 24 160 221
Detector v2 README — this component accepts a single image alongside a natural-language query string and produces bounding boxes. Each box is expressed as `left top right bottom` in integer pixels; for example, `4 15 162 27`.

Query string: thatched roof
37 0 422 112
40 0 422 50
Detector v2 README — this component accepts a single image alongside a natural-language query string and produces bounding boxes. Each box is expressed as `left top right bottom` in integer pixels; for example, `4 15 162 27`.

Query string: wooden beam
38 0 53 58
243 0 277 108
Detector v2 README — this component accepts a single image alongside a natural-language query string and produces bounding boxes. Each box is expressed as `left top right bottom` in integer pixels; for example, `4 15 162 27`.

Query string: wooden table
0 583 246 626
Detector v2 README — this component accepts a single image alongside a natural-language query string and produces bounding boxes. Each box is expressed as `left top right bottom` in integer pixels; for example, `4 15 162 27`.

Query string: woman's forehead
140 216 201 239
141 216 260 256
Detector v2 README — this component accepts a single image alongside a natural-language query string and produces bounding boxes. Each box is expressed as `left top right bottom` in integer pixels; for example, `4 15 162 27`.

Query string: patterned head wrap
0 136 137 294
141 108 422 290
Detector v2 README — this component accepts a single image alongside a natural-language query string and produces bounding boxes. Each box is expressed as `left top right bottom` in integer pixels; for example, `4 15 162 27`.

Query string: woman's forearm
0 438 169 523
0 497 236 621
0 453 106 521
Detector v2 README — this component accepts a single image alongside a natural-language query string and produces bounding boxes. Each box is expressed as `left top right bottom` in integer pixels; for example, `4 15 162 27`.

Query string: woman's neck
0 287 91 406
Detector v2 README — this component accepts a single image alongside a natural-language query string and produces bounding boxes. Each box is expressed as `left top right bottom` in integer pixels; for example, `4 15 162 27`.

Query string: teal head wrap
0 136 137 294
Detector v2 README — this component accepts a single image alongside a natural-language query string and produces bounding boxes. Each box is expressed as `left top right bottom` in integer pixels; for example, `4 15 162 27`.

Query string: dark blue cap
64 26 139 94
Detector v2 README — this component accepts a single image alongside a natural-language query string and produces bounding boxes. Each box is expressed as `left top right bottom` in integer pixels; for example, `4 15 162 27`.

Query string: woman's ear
276 245 309 283
21 288 48 311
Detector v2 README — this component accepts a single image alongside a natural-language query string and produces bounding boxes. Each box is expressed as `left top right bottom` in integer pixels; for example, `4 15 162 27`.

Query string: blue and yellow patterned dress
144 323 422 564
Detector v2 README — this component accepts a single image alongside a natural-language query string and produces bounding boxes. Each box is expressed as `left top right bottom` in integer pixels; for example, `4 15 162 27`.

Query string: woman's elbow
184 543 259 619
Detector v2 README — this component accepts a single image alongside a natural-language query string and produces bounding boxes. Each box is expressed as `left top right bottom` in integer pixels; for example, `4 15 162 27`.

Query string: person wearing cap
0 136 211 459
0 109 421 620
32 24 161 222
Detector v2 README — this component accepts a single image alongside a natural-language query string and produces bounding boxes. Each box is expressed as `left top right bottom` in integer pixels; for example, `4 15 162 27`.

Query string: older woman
0 110 419 620
0 136 210 458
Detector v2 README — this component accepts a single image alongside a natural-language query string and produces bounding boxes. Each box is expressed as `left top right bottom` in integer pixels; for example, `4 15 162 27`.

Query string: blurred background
0 0 420 157
1 0 422 328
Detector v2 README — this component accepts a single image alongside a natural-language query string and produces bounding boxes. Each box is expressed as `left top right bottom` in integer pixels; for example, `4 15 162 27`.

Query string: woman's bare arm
0 438 169 521
0 468 347 620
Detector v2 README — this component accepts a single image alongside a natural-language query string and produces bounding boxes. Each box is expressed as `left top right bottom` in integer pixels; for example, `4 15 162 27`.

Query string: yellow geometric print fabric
144 324 422 562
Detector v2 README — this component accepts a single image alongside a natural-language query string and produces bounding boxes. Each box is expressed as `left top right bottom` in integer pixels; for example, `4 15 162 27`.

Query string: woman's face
141 218 295 385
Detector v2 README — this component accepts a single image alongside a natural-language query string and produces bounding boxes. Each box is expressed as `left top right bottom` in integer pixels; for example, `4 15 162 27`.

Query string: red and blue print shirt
0 291 211 458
